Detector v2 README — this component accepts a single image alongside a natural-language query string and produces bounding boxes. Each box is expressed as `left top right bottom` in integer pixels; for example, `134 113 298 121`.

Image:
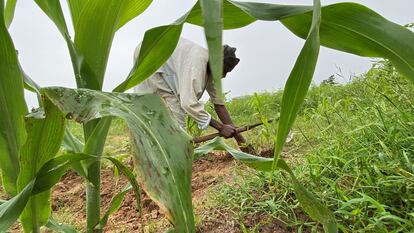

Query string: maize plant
1 0 413 232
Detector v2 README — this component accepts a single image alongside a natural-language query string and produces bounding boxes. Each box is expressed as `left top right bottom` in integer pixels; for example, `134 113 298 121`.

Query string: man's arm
213 104 246 145
209 118 236 138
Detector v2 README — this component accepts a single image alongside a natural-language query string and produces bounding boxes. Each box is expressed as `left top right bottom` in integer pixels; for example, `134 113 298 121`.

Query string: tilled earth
2 150 290 233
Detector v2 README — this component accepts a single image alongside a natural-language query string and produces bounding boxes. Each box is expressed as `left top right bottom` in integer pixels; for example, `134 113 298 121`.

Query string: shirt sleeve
178 56 211 130
205 77 225 105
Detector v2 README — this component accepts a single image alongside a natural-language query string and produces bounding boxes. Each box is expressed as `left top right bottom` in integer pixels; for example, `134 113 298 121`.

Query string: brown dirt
3 149 288 233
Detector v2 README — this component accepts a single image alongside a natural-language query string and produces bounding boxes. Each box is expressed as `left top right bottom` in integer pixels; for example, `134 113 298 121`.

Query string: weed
207 61 414 232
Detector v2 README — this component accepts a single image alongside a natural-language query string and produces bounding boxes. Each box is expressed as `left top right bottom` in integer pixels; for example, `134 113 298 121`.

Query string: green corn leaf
37 0 152 90
62 127 84 153
66 0 87 29
46 216 79 233
186 0 313 29
0 180 35 232
21 68 41 103
73 0 152 90
43 87 195 232
32 153 96 195
83 117 111 157
227 0 312 22
282 2 414 82
114 1 315 93
186 1 254 30
113 11 190 92
17 99 66 232
73 0 123 89
195 137 337 233
117 0 153 30
0 1 27 195
4 0 17 28
0 153 93 232
96 185 133 230
95 157 140 230
67 0 152 31
273 0 321 162
34 0 69 36
200 0 223 99
34 0 99 90
1 151 138 232
112 23 183 92
17 55 86 155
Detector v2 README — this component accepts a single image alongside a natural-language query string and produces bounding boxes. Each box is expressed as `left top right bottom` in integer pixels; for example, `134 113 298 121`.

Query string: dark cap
223 44 240 73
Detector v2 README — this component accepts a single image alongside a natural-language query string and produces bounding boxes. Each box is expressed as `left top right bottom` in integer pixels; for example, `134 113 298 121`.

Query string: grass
205 60 414 232
2 60 412 232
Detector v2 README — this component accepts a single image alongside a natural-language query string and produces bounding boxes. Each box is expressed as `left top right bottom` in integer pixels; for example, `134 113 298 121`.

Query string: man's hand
219 124 236 138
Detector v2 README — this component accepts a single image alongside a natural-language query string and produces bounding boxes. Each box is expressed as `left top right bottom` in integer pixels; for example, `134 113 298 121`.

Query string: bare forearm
214 104 246 144
214 104 233 125
209 118 223 131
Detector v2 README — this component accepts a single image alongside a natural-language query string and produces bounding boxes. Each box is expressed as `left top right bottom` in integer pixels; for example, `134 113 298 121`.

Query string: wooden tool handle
193 119 274 143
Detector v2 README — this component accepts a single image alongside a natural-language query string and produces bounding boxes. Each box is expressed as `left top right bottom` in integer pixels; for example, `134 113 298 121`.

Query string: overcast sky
8 0 414 108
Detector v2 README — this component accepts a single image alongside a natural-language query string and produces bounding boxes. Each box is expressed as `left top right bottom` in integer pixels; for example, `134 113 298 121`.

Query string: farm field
2 61 412 232
3 0 414 232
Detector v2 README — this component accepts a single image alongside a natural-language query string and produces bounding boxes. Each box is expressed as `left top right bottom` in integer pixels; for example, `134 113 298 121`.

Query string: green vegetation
1 0 414 232
206 61 414 232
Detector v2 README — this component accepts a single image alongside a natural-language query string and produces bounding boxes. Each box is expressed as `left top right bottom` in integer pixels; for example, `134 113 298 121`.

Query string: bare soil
2 149 289 233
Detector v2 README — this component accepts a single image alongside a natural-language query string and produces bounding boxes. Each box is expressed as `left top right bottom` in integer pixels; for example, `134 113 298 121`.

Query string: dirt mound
2 149 287 232
50 152 236 232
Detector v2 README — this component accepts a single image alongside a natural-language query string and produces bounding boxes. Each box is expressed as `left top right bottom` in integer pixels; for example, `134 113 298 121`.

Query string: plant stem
83 118 112 233
31 195 41 233
86 161 101 233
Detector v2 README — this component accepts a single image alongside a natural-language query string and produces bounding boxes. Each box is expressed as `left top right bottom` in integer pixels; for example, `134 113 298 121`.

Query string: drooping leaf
195 137 337 232
0 1 27 195
17 99 66 232
43 87 195 232
275 2 337 231
273 0 321 161
228 0 312 22
186 0 313 29
200 0 224 100
186 1 254 30
19 63 86 154
4 0 17 28
114 0 314 93
282 2 414 82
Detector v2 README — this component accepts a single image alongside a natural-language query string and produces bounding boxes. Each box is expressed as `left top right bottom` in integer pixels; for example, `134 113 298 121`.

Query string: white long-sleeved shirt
133 38 224 129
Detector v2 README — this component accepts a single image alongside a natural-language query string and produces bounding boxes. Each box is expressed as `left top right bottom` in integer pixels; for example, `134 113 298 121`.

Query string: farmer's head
222 44 240 78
